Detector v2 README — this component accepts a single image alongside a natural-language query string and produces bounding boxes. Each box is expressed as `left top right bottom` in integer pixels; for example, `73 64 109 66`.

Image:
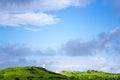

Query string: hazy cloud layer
46 57 120 73
1 27 120 72
0 58 37 69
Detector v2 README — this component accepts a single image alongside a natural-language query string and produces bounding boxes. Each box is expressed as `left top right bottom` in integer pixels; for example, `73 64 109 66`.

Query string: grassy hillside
0 66 69 80
61 70 120 80
0 66 120 80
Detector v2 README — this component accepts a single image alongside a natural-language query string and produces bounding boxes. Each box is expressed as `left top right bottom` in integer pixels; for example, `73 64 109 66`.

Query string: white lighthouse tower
42 63 46 68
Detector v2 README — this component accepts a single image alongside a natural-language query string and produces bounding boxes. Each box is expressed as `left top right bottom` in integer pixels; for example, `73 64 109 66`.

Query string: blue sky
0 0 120 73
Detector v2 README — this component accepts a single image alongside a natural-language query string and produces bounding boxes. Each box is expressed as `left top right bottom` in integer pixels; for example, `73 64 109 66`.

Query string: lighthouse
42 63 46 68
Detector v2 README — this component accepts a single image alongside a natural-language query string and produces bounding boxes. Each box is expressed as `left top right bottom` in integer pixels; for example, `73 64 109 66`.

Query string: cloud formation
0 12 59 26
60 27 120 56
61 39 95 56
0 44 34 68
0 0 94 12
1 27 120 72
0 43 56 69
97 27 120 53
46 57 120 73
1 27 120 60
0 0 94 27
0 44 33 62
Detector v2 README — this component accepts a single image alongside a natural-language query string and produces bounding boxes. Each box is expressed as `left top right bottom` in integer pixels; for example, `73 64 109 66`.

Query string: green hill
60 70 120 80
0 66 69 80
0 66 120 80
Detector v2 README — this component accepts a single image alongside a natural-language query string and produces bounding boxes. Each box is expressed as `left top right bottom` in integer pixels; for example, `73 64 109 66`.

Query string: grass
0 66 120 80
60 70 120 80
0 66 69 80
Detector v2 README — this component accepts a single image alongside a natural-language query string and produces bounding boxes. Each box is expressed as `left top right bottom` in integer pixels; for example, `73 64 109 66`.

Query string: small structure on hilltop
42 63 46 68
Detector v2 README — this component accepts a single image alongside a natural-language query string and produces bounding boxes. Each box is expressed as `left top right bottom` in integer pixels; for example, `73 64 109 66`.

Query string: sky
0 0 120 73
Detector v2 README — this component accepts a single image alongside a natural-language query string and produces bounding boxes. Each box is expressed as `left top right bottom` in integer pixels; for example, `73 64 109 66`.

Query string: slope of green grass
0 66 120 80
0 66 69 80
60 70 120 80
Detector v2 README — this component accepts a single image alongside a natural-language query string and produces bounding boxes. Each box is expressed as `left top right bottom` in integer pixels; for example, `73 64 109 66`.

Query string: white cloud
36 0 94 11
25 28 41 32
0 12 59 26
0 0 94 27
0 0 94 12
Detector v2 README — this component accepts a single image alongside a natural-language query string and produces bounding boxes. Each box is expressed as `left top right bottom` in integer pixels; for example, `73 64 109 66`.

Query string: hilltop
0 66 69 80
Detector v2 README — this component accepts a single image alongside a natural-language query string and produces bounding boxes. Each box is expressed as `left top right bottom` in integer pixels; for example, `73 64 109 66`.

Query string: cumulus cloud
97 27 120 53
61 39 95 56
60 27 120 56
0 0 94 27
0 12 59 26
0 44 41 68
0 44 32 57
0 43 57 69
